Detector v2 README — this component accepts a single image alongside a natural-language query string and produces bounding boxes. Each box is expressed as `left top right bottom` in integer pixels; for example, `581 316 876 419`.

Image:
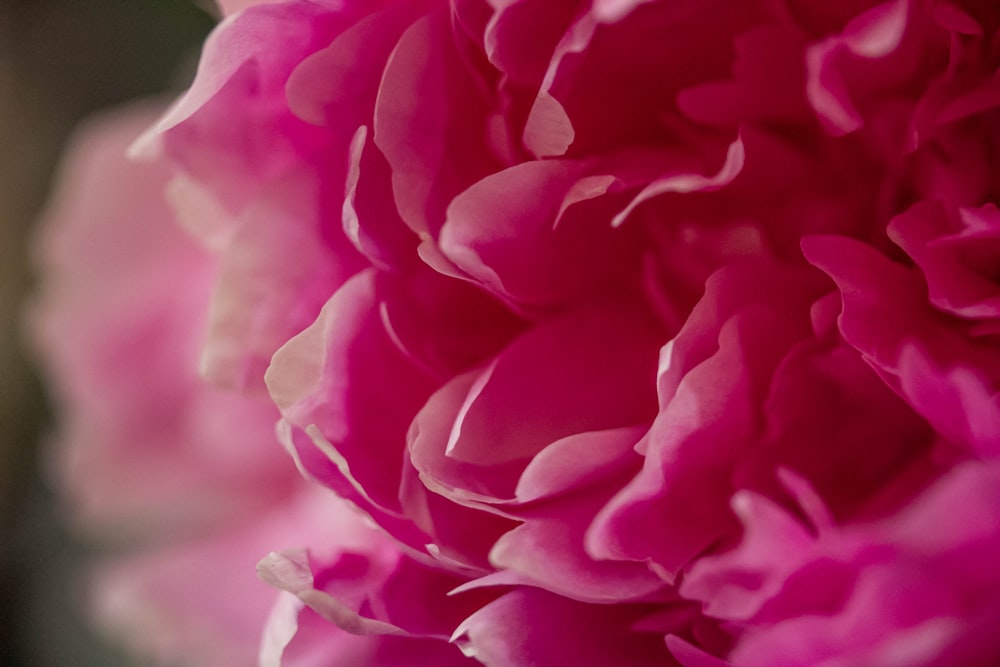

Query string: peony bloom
30 0 1000 664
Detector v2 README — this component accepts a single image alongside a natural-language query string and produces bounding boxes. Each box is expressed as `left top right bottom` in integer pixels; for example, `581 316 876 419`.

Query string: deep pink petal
266 270 437 514
453 588 677 667
374 8 502 236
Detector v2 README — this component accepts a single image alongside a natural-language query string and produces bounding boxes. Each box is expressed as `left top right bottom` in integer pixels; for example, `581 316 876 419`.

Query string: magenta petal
934 78 1000 126
285 5 415 128
666 636 734 667
515 425 646 503
258 527 492 665
408 301 661 511
259 549 407 636
262 597 477 667
260 596 377 667
898 345 1000 458
889 201 1000 320
840 0 910 57
135 1 352 210
805 38 864 136
681 491 817 621
610 138 744 228
523 0 755 157
804 0 911 136
408 367 525 505
484 0 575 87
342 126 417 272
490 485 665 603
379 265 526 379
276 421 438 561
441 142 745 309
749 333 934 519
802 234 940 371
398 459 517 571
722 462 1000 666
453 588 676 667
266 270 437 514
259 559 481 666
589 262 826 576
446 302 661 465
588 311 763 576
677 26 810 128
481 429 663 604
374 9 501 235
439 158 588 307
802 234 1000 455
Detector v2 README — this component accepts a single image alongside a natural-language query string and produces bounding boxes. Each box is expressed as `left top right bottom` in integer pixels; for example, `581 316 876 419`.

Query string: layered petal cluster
31 105 473 666
32 0 1000 665
682 461 1000 667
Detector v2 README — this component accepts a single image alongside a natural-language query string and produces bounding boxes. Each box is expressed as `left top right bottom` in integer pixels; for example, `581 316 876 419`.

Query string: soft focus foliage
31 0 1000 665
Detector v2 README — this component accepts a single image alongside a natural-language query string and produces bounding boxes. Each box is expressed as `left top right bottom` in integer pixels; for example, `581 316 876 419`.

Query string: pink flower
32 0 1000 664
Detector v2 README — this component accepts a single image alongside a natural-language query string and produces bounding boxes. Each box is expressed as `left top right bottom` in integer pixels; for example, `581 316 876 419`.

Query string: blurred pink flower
31 103 297 539
30 102 298 665
31 0 1000 664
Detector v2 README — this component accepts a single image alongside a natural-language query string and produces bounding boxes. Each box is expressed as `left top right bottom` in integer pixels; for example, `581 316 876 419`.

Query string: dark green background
1 2 214 664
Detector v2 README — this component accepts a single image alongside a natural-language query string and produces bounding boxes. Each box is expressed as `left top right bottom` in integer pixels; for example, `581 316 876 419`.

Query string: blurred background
1 2 213 663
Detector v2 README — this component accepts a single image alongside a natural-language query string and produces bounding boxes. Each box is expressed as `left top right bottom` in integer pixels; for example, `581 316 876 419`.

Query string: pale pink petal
199 168 365 392
92 489 344 667
30 103 297 536
216 0 280 16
